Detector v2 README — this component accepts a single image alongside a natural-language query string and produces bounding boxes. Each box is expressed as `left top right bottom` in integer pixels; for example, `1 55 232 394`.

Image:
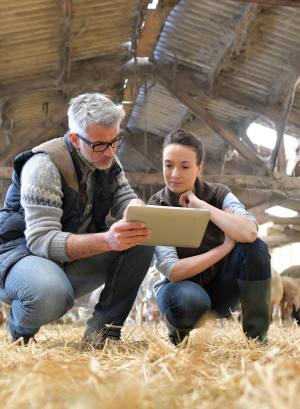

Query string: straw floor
0 318 300 409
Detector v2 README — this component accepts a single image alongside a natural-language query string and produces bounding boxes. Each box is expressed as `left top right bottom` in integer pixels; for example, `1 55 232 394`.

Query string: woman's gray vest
0 135 122 287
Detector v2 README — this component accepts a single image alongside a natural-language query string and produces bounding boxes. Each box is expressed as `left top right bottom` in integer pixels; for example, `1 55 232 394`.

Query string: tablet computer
126 205 210 247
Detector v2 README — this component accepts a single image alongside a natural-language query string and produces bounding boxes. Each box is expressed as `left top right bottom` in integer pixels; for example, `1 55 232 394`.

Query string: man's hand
104 219 151 251
179 191 202 208
123 198 145 219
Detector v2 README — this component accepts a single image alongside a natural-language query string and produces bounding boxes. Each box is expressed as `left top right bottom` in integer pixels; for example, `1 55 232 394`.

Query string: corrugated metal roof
0 0 61 84
153 0 300 106
200 96 253 124
221 6 300 103
6 91 64 140
0 0 142 84
154 0 243 73
0 0 143 162
128 81 188 136
70 0 141 62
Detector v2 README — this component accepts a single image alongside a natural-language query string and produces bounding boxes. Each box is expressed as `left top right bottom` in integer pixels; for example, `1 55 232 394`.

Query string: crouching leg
156 280 211 345
1 256 74 343
236 239 271 343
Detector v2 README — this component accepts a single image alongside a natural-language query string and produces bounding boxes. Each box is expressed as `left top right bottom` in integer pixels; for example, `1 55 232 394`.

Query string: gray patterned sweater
20 150 137 262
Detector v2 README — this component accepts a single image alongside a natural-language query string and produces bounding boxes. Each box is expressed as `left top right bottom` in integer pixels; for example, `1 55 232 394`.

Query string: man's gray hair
68 93 125 135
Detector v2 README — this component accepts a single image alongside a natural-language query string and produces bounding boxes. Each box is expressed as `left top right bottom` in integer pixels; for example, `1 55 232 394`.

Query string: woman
148 129 271 345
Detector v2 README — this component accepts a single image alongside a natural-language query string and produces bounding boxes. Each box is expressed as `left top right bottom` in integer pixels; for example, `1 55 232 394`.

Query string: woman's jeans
156 238 271 330
0 245 154 339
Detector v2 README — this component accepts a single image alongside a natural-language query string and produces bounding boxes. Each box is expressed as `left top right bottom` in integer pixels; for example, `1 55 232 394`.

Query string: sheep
270 269 283 323
0 302 10 326
280 276 300 322
281 265 300 279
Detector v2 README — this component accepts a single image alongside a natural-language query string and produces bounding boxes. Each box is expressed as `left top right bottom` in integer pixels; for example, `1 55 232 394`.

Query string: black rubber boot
164 314 191 346
237 278 271 344
8 321 36 346
82 311 121 350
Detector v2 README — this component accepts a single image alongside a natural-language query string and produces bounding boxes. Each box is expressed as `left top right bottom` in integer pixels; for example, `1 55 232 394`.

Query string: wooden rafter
249 199 286 224
0 108 66 165
271 74 300 171
2 170 300 193
124 0 180 126
158 83 270 172
3 57 300 132
0 57 130 99
0 98 13 148
57 0 74 82
209 3 262 89
261 225 300 249
136 0 180 57
240 0 300 6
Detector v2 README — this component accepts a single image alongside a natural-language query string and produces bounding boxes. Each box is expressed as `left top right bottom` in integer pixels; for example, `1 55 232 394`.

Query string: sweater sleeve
110 159 138 220
222 192 258 229
154 245 179 279
20 153 71 262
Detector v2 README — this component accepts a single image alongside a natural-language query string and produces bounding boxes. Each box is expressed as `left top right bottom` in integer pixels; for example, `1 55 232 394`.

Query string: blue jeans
156 238 271 329
0 245 154 339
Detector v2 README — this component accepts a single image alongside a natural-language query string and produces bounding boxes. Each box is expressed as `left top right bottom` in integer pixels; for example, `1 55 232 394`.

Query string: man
0 93 154 347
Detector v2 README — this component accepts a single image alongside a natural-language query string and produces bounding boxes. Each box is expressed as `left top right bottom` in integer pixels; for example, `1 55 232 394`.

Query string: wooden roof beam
158 81 270 172
136 0 180 57
240 0 300 7
270 63 300 171
1 58 295 131
248 198 286 224
124 0 180 124
0 107 66 165
209 3 262 89
0 58 153 102
0 166 13 178
2 168 300 203
0 98 13 150
261 225 300 249
57 0 74 82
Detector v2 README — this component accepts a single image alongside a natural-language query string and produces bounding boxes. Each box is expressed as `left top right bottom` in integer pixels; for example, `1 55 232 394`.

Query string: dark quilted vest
148 178 231 286
0 135 122 287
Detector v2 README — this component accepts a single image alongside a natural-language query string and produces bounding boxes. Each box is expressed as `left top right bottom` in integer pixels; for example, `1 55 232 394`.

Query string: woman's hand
223 233 236 250
224 207 235 214
179 191 202 208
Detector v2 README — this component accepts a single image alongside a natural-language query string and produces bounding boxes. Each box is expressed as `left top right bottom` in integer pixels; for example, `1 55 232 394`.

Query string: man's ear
69 133 79 148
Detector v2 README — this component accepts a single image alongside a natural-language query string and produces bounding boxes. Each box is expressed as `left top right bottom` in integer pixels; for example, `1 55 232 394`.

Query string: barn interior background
1 2 300 408
1 0 300 270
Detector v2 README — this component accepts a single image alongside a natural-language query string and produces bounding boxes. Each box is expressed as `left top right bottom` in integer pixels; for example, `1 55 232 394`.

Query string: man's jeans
156 238 271 330
0 245 154 339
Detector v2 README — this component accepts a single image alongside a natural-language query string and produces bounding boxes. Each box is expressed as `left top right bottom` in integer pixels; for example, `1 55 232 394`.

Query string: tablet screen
126 205 210 247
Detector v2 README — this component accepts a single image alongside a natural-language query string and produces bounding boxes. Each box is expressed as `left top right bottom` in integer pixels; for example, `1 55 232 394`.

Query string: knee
129 245 154 265
166 282 211 328
238 238 271 281
16 278 74 327
124 245 154 271
38 282 74 320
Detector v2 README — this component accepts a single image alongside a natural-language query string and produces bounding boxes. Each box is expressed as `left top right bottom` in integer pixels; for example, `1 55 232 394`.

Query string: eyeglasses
77 133 123 152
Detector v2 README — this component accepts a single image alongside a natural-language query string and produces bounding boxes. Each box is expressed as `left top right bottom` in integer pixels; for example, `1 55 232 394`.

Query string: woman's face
163 143 203 195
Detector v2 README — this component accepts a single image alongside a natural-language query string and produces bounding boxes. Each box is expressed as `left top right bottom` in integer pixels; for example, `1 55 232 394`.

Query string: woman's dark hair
163 129 205 165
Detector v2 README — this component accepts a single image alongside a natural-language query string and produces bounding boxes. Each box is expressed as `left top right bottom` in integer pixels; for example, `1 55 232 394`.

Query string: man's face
69 123 120 170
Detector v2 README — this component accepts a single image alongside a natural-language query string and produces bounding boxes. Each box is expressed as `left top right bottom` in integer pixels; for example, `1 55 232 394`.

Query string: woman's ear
69 132 79 148
197 161 204 176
